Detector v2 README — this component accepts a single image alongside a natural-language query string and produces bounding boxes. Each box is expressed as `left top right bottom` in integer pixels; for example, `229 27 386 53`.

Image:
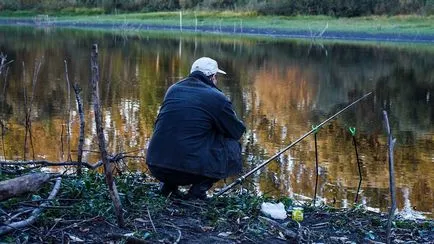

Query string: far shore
0 12 433 43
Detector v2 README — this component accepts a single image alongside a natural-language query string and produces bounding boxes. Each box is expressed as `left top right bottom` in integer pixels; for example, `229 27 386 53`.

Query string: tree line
0 0 433 17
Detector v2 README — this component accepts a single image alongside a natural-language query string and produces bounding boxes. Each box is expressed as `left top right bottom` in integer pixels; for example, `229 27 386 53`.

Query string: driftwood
0 173 52 201
383 110 397 244
0 177 62 235
90 44 125 227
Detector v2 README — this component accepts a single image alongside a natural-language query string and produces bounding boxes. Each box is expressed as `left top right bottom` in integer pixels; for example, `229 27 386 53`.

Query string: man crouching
146 57 246 200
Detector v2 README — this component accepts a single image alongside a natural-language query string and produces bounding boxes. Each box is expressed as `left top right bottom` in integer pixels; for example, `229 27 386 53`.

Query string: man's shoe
159 183 187 199
185 191 208 201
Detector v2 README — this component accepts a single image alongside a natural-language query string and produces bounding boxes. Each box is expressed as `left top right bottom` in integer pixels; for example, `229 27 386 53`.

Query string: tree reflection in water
0 26 432 218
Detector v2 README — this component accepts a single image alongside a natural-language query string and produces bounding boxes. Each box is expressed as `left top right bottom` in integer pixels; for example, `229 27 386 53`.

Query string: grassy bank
1 10 434 36
0 171 433 243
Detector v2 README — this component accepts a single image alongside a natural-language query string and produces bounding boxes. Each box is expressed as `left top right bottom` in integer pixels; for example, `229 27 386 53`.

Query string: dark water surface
0 26 432 218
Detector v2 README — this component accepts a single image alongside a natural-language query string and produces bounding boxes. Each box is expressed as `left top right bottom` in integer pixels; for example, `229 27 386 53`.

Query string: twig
28 57 43 160
0 177 62 236
163 223 182 244
147 206 157 233
1 64 9 160
64 60 72 162
0 159 103 169
309 222 329 229
72 82 85 176
45 217 61 237
353 134 362 203
22 61 28 159
55 216 100 233
20 203 72 209
5 209 33 224
258 216 297 239
0 53 10 75
317 22 329 38
174 229 182 244
313 131 319 206
60 124 65 159
383 110 397 244
0 151 134 169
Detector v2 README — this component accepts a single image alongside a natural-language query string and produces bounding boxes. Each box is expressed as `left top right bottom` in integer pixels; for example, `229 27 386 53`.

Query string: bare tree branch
383 110 397 244
0 159 103 169
90 44 125 227
72 82 85 176
64 60 72 161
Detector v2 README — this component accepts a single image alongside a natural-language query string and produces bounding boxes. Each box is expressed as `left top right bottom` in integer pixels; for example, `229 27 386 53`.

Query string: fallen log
0 177 62 235
0 173 51 201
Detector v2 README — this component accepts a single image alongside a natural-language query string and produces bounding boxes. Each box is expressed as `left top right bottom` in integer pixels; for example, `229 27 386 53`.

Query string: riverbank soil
0 173 432 243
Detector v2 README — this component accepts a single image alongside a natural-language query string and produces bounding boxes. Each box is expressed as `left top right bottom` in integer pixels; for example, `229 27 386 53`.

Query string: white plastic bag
260 202 287 220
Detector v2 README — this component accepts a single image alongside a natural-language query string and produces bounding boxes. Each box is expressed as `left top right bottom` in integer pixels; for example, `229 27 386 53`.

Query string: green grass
1 10 433 36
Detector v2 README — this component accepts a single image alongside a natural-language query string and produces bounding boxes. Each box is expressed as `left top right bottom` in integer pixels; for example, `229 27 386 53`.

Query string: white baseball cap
190 57 226 76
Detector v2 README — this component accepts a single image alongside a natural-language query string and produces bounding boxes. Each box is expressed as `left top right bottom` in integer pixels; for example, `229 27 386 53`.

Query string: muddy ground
2 187 433 244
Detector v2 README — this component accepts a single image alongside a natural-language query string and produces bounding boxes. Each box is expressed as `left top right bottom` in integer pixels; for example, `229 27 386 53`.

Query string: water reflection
0 26 432 218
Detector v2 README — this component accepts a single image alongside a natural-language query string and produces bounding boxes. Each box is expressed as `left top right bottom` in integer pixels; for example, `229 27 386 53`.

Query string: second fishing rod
215 91 373 197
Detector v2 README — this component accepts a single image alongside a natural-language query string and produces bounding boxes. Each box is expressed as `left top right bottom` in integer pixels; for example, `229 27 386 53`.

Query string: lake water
0 26 432 218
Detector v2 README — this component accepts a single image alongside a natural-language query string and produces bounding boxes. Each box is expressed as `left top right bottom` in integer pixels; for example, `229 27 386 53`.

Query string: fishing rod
215 91 373 197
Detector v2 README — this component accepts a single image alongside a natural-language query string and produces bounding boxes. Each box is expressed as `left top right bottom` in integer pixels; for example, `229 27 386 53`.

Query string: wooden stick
28 57 43 160
313 132 319 206
1 60 9 160
72 82 85 176
22 61 28 160
383 110 397 244
147 206 157 233
0 159 103 169
90 44 125 227
0 53 7 75
0 152 137 169
0 177 62 236
63 60 72 161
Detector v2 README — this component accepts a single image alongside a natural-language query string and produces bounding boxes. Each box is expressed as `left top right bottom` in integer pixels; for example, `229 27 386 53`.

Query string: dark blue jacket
146 71 246 179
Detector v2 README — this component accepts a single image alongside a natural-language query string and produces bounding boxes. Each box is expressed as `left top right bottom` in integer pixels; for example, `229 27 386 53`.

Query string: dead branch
64 60 72 161
383 110 397 244
1 59 9 161
72 82 85 176
147 206 157 233
4 209 33 224
0 177 62 236
0 159 103 169
0 173 53 201
22 58 43 160
0 53 8 75
163 223 182 244
0 152 144 171
90 44 125 227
